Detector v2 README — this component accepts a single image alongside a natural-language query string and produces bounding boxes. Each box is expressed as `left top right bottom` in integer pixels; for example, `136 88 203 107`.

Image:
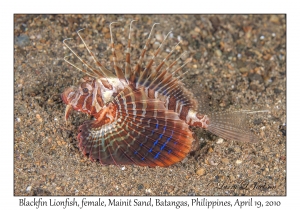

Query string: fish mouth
61 86 76 105
61 86 77 121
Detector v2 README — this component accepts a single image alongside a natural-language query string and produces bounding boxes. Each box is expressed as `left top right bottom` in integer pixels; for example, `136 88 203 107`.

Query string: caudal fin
207 110 268 143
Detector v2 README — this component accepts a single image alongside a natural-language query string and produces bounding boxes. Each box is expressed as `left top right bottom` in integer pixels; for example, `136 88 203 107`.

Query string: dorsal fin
109 22 127 84
63 38 102 78
130 23 159 83
124 20 136 82
137 31 172 87
63 29 116 79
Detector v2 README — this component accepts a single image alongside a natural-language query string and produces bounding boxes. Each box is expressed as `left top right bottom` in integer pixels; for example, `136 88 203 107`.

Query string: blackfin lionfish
61 20 264 167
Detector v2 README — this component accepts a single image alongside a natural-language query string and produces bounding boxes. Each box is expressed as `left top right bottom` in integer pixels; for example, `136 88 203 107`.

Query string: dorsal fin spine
109 22 127 84
125 20 136 82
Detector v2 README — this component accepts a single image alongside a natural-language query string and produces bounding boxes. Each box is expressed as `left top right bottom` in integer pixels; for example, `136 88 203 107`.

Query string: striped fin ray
63 30 116 79
124 20 136 82
137 31 172 87
76 29 116 79
146 67 197 110
77 86 194 167
109 22 127 84
130 23 160 83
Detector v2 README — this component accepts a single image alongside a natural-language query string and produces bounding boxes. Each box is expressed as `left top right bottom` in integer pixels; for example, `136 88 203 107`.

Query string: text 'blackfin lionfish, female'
62 21 265 167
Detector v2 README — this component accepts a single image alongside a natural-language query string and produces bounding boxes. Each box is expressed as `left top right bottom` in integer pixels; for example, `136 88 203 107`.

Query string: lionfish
61 21 262 167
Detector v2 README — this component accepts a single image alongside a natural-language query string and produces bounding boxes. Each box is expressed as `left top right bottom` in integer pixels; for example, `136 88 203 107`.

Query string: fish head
61 76 104 121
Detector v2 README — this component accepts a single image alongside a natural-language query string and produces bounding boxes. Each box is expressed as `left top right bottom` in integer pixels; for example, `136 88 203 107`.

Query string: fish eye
82 88 89 93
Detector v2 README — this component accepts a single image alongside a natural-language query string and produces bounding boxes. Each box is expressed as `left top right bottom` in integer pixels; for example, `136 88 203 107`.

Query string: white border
3 0 296 209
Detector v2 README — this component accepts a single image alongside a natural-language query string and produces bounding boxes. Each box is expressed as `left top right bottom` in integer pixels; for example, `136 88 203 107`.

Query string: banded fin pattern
77 86 194 167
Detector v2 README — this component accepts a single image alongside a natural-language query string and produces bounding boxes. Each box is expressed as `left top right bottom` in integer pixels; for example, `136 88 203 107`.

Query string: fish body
62 21 259 167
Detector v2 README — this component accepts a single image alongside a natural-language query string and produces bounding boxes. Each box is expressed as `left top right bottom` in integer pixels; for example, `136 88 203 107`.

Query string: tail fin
207 110 269 143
